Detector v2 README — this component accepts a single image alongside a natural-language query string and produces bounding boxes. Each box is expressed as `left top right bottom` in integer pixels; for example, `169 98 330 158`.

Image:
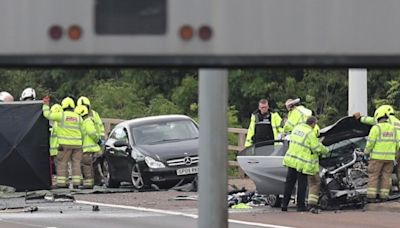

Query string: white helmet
0 91 14 102
20 88 36 101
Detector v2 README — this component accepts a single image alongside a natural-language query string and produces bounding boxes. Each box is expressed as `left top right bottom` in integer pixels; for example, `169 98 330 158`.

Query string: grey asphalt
0 202 271 228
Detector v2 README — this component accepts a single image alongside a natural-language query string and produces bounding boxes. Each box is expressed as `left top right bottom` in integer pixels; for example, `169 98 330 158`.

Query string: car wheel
266 194 281 207
131 163 146 189
102 159 119 188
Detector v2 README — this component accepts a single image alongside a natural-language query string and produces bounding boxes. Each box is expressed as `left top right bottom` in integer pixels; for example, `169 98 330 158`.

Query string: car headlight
145 156 166 168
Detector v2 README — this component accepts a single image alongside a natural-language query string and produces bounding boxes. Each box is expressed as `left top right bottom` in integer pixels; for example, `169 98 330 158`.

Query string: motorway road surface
2 190 400 228
0 202 283 228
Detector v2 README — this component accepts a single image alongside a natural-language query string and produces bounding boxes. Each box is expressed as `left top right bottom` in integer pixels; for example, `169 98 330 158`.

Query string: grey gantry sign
1 0 400 67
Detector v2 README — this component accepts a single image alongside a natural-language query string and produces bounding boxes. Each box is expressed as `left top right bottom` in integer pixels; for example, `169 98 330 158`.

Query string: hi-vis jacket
49 122 59 156
43 104 83 146
365 122 399 161
361 115 400 134
284 105 320 136
283 123 329 175
91 109 105 138
82 117 101 153
245 111 283 147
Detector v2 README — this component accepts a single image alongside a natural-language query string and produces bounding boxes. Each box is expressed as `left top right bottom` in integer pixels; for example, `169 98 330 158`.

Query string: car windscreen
325 136 366 159
131 120 199 145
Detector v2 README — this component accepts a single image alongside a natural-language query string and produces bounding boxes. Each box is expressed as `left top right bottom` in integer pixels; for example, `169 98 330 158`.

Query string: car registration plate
176 167 198 176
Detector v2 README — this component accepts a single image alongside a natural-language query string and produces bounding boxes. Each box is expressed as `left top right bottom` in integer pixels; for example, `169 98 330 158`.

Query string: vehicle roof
115 114 195 128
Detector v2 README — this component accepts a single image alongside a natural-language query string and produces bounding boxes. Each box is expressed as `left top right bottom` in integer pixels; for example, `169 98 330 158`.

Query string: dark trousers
282 167 308 209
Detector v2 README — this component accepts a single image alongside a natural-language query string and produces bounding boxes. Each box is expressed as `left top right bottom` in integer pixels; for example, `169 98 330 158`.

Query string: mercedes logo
183 156 192 166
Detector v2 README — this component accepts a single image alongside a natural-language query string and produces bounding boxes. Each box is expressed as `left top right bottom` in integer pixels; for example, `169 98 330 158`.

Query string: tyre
266 194 282 207
102 159 119 188
131 163 148 190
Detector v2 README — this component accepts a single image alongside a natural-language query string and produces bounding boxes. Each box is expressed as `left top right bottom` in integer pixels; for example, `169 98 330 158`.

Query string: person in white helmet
0 91 14 102
20 88 36 101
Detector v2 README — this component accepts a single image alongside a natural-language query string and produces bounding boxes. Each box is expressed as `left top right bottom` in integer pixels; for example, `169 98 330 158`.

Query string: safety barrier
102 118 248 178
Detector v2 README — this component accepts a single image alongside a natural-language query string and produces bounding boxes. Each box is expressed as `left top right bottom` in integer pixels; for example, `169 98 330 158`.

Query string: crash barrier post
102 118 247 178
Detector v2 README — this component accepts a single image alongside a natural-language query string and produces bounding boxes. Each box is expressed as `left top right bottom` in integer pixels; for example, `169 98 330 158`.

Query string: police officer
75 105 101 189
281 116 329 213
43 96 83 188
364 107 399 203
245 99 283 147
283 98 320 136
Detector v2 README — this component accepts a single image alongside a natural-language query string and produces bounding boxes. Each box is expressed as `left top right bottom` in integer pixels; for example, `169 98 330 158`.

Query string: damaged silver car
238 116 398 209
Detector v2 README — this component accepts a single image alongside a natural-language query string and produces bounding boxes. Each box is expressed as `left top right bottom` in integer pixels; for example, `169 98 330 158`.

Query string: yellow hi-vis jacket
284 105 320 136
283 123 329 175
43 104 83 146
82 117 101 153
361 115 400 134
91 109 105 138
365 121 399 161
245 111 283 147
49 122 59 156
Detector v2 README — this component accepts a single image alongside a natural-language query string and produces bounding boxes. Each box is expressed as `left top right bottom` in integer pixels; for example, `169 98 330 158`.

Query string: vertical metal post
348 68 368 116
198 69 228 228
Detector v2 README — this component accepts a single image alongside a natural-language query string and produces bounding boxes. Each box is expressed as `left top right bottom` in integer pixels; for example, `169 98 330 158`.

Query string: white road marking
76 200 295 228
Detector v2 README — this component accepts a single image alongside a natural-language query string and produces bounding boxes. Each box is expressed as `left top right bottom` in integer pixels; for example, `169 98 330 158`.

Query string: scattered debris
92 205 100 212
231 203 252 209
172 195 198 201
0 206 38 213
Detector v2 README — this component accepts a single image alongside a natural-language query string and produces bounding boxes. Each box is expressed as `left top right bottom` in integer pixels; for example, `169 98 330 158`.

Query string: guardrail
102 118 247 178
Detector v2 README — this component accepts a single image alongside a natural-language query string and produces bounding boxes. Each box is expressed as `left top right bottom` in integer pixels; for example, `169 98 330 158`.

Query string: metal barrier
102 118 247 178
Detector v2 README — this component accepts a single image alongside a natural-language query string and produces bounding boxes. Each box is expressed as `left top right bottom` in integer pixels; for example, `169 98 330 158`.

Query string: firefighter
77 96 105 138
49 103 62 186
245 99 283 147
283 98 320 136
364 107 399 203
75 105 101 189
43 96 83 188
77 96 105 186
281 116 329 213
354 105 400 189
20 87 36 101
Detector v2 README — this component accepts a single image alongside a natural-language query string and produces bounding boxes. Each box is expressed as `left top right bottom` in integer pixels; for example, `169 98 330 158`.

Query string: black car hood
320 116 371 146
135 139 198 162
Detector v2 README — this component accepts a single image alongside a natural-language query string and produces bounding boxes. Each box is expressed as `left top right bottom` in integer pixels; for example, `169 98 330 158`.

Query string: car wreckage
238 116 400 209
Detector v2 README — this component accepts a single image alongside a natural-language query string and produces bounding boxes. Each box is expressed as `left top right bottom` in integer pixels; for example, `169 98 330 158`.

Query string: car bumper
142 165 198 183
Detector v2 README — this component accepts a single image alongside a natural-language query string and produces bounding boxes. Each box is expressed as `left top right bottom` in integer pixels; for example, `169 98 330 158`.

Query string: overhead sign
0 0 400 67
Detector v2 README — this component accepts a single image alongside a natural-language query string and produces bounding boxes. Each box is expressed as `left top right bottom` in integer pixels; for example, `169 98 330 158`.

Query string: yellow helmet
77 96 91 107
75 105 89 117
374 105 389 122
61 97 75 110
378 104 395 116
50 104 62 113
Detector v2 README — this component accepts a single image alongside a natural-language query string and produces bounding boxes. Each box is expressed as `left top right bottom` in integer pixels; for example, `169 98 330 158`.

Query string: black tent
0 101 51 191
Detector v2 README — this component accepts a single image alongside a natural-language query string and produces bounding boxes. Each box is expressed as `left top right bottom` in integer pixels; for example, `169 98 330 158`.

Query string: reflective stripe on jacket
245 111 283 147
82 117 101 153
283 123 329 175
43 104 83 146
365 122 399 161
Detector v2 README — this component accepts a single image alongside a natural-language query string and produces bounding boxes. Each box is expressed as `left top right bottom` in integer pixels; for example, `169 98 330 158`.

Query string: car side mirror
114 140 129 147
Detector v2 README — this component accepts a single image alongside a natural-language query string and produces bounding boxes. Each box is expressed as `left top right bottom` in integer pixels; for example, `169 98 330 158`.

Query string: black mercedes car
102 115 199 189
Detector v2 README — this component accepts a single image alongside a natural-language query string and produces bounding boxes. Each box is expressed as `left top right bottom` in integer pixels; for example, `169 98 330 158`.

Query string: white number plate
176 167 198 176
